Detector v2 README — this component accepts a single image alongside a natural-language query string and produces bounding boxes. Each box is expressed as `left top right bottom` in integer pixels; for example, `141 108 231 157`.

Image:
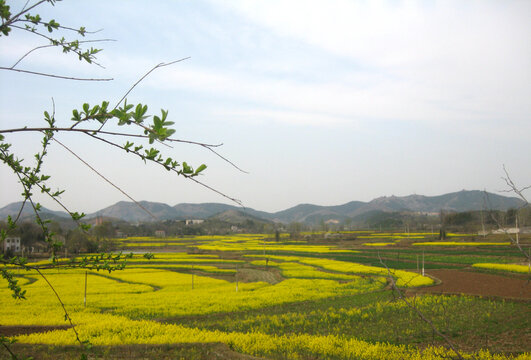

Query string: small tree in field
0 0 241 356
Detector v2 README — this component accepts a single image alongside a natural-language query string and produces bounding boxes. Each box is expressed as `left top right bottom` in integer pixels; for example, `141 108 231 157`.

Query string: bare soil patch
1 343 266 360
0 325 71 336
416 269 531 300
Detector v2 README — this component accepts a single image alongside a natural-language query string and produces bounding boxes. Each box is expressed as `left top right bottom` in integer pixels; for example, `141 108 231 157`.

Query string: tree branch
0 126 247 173
2 0 47 29
52 136 157 220
0 66 112 81
11 24 106 68
377 252 464 359
83 132 243 206
113 57 191 111
10 39 115 69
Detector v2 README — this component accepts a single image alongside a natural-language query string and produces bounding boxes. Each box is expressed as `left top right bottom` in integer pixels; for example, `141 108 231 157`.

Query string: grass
171 291 530 354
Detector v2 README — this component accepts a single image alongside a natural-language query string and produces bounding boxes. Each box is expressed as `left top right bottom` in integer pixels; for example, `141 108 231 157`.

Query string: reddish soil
416 269 531 300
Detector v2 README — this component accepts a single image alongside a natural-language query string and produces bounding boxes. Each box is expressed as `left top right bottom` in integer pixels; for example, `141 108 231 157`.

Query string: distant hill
209 209 273 225
89 201 179 222
173 203 272 221
0 201 68 220
1 190 525 225
361 190 523 215
280 190 524 224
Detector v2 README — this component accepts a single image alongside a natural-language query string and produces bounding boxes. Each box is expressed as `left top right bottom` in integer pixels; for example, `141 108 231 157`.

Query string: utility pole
84 271 87 307
235 264 239 292
422 251 425 277
515 216 519 245
480 209 486 238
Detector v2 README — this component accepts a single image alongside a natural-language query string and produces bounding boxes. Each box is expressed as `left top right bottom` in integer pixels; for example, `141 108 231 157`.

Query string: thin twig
11 39 115 69
51 137 157 220
12 198 28 225
86 132 243 206
2 0 47 28
484 191 531 262
113 57 191 110
377 252 464 359
34 268 84 345
19 0 32 14
18 19 103 35
498 165 531 205
0 126 250 173
0 127 220 146
95 57 191 133
0 67 112 81
11 24 106 68
0 341 18 360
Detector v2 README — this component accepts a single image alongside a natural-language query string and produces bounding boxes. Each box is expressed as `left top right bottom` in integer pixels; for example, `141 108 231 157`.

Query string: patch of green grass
171 292 530 354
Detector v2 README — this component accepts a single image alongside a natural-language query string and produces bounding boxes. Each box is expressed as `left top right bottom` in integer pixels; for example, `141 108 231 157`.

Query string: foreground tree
0 1 241 357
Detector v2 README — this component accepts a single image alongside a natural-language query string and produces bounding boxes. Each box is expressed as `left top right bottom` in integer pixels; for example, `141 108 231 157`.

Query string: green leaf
194 164 207 175
182 162 193 174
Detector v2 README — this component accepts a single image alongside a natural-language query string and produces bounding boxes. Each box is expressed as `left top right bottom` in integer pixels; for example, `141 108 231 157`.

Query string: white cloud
215 0 531 125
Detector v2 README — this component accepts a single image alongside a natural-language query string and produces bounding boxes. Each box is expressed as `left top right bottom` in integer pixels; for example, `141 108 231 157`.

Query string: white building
3 237 21 253
185 219 204 225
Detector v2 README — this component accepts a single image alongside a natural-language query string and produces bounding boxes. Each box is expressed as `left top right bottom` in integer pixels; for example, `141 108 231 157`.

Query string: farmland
1 231 530 359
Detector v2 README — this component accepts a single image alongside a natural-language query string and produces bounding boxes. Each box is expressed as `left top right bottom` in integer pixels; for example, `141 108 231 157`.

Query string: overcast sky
0 0 530 213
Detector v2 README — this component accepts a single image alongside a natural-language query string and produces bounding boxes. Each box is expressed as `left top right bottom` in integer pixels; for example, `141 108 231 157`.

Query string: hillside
0 190 524 225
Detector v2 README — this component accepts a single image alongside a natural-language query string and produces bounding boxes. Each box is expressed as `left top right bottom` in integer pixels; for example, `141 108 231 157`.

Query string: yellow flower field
2 234 528 360
472 263 530 274
247 255 433 287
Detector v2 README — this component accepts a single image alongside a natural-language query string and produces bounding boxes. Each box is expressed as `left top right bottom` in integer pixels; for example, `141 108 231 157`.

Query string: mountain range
0 190 525 225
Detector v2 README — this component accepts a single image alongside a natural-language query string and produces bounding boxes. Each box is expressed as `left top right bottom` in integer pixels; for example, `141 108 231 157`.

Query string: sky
0 0 530 214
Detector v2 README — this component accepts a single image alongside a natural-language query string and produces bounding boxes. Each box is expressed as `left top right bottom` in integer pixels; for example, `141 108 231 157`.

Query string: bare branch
34 268 84 346
483 191 531 262
85 132 243 206
52 137 157 220
0 66 113 81
377 252 464 359
113 57 191 111
19 0 32 14
500 164 530 205
12 199 28 225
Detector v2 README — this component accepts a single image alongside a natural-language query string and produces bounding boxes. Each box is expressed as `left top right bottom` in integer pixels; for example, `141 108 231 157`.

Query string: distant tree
66 228 97 254
93 221 115 239
19 221 45 246
439 209 447 240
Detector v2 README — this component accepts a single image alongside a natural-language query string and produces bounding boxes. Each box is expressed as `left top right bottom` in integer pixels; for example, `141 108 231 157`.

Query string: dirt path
0 325 71 336
416 269 531 300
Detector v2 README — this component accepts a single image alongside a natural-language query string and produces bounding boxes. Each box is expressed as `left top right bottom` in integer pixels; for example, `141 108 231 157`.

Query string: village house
3 237 21 253
185 219 204 225
154 230 166 238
